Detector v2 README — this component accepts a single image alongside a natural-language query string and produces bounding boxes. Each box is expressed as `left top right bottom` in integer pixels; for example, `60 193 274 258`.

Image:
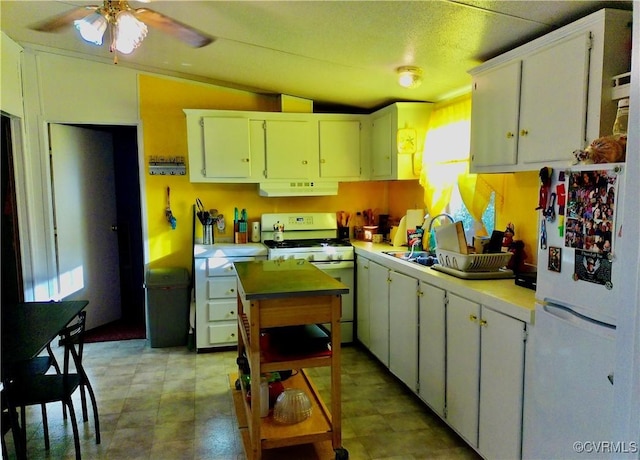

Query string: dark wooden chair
6 311 100 459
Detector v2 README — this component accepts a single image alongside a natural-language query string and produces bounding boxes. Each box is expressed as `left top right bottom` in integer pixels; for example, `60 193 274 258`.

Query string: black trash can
145 268 190 348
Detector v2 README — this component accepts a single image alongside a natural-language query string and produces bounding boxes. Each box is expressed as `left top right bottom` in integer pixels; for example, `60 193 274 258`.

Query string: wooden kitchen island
234 259 349 460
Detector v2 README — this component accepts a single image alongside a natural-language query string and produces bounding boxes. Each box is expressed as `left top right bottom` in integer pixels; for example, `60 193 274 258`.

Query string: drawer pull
469 314 478 323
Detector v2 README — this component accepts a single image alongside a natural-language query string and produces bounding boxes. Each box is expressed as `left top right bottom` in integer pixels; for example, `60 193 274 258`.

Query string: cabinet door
446 293 480 447
319 120 361 179
418 282 446 417
203 118 251 178
264 120 316 179
368 261 389 366
478 307 525 460
518 32 591 164
356 257 371 347
388 271 419 391
370 111 393 179
470 60 521 168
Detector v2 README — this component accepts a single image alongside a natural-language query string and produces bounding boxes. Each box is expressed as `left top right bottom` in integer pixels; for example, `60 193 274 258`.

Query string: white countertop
194 243 268 258
352 241 536 323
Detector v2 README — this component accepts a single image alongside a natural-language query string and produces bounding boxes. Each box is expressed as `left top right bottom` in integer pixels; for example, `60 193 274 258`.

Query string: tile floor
3 339 480 460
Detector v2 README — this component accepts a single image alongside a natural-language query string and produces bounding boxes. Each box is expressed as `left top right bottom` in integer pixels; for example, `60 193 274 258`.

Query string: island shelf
234 259 349 460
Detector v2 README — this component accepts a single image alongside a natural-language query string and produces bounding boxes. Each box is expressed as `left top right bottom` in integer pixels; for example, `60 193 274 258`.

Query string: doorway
1 113 23 306
47 123 145 336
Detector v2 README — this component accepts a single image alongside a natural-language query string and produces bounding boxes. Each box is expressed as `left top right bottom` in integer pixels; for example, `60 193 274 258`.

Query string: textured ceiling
0 0 633 110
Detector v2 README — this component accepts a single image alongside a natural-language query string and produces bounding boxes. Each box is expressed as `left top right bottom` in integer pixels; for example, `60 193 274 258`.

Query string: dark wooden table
1 300 88 459
1 300 89 368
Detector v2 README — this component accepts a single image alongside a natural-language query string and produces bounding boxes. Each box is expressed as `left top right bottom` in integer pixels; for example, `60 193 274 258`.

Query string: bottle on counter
354 212 364 240
613 98 629 136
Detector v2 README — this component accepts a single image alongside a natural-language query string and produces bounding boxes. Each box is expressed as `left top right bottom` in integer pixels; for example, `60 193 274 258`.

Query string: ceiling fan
31 0 215 61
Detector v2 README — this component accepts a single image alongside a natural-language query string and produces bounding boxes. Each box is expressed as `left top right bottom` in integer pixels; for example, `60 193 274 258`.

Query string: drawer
206 256 256 277
207 299 236 321
208 323 238 346
207 278 237 299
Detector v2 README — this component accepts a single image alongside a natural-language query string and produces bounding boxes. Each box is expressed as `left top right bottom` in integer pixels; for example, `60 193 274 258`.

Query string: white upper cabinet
517 33 591 165
264 119 317 179
470 61 521 168
185 109 264 183
318 120 362 180
203 117 251 178
369 102 433 180
469 9 632 173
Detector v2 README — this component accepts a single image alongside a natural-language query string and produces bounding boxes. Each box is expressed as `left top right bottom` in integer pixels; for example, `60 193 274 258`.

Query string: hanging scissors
544 192 557 223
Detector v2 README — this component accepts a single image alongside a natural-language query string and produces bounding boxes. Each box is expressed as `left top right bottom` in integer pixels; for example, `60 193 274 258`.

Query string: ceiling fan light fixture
74 12 108 45
397 66 423 89
113 10 148 54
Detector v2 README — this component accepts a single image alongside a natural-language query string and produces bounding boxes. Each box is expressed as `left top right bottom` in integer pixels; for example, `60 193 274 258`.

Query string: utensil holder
203 223 213 245
338 227 350 240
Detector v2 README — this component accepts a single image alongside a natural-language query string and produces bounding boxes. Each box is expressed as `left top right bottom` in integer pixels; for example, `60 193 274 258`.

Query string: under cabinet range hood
258 181 339 197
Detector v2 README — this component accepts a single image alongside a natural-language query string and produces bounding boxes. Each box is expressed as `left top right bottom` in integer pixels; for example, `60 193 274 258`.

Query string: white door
355 257 370 347
368 261 389 366
418 282 446 417
478 307 525 460
50 124 121 329
388 271 418 391
446 292 480 446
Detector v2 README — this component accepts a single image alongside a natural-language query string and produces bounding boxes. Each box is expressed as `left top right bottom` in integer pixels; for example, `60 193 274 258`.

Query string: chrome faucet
427 213 455 232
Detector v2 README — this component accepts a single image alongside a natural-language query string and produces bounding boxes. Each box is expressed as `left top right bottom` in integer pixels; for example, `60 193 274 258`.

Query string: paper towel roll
406 209 425 231
393 217 407 247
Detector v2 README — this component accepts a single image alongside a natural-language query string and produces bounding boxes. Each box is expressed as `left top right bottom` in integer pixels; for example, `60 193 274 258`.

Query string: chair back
58 311 86 376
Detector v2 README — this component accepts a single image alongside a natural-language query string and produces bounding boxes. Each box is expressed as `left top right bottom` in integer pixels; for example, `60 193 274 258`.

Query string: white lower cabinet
388 271 419 391
368 261 390 366
356 252 527 459
418 282 446 418
355 257 371 347
446 292 527 458
478 307 526 460
195 255 263 349
446 293 482 446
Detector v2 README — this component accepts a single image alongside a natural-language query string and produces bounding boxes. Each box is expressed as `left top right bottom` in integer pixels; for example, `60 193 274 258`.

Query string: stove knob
307 254 314 261
335 254 343 261
288 255 295 260
278 256 286 261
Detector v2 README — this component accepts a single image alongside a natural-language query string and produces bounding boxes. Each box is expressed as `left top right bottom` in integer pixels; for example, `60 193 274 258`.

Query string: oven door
310 260 354 343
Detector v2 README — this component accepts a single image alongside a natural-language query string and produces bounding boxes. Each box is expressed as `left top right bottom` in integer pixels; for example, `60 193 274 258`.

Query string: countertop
352 241 536 323
194 242 268 258
235 259 349 300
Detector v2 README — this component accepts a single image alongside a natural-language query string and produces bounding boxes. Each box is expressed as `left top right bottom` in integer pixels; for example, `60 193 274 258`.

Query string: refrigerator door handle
542 299 616 330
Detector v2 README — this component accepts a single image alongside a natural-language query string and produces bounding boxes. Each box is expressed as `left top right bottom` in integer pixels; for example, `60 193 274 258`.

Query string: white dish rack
436 249 512 272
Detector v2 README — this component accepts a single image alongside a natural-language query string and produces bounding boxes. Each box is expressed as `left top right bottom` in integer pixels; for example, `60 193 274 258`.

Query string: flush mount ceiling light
31 0 215 63
397 66 423 89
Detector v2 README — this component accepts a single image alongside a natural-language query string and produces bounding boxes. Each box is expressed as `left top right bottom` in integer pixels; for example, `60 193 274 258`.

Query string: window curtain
419 93 504 236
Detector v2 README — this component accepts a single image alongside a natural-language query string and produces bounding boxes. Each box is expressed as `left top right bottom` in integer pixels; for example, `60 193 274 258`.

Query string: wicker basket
436 249 512 272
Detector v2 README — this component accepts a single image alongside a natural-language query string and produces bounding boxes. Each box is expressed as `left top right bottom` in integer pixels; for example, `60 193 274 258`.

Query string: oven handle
310 261 354 270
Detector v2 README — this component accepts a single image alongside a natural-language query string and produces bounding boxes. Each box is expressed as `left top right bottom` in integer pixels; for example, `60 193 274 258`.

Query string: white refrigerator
523 164 626 459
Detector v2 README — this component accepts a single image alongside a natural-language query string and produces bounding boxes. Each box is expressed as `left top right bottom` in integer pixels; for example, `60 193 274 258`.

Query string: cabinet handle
506 132 514 139
320 159 326 164
480 319 488 327
241 158 250 163
302 160 308 165
469 314 478 323
520 129 529 136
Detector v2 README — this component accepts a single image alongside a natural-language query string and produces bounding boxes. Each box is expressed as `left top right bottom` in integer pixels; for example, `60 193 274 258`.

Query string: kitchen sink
382 250 439 267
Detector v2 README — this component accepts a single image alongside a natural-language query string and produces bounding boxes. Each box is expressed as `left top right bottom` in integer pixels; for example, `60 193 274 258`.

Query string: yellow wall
140 74 539 272
386 172 540 266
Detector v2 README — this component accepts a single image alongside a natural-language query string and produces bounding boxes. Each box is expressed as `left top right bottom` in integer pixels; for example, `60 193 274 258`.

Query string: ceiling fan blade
30 6 99 32
135 8 215 48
